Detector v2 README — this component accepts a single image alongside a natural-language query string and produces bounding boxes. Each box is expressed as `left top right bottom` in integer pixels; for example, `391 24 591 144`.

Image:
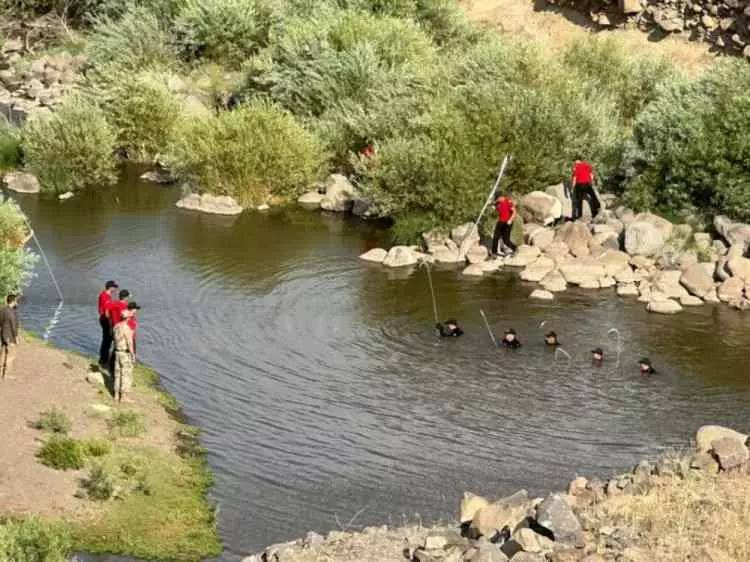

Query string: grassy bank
0 337 221 561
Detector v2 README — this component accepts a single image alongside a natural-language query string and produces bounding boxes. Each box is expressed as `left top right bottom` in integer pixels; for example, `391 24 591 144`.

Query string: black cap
546 331 557 338
446 318 458 325
638 357 652 366
105 280 118 289
127 301 141 310
592 348 603 355
118 289 130 299
505 329 516 335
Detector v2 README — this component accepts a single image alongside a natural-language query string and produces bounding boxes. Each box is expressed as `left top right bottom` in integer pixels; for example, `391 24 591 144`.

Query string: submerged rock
359 248 388 263
530 289 554 301
647 298 683 314
463 263 486 276
176 192 242 215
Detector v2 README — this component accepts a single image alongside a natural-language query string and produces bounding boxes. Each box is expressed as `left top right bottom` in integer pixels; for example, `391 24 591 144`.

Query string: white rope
22 217 64 340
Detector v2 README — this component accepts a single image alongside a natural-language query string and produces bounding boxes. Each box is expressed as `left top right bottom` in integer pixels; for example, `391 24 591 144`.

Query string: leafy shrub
0 518 71 562
621 59 750 221
82 464 115 500
32 408 72 435
167 100 324 206
36 437 86 470
0 197 37 298
174 0 277 67
108 410 145 438
0 118 22 170
23 95 118 194
0 197 30 249
82 438 112 457
101 70 182 162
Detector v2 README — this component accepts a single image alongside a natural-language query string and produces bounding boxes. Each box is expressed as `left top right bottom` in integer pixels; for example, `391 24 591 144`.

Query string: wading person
492 193 517 256
436 319 463 338
638 358 655 376
571 157 600 221
1 294 19 379
544 331 560 347
98 280 118 366
591 348 604 366
113 304 139 403
502 329 521 349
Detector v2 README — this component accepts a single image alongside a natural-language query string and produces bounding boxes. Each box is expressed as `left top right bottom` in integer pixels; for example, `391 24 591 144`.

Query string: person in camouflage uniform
112 302 140 402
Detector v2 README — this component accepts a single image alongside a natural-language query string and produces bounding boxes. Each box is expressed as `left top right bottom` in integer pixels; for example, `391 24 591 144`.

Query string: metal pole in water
424 263 439 325
555 348 572 362
479 309 498 348
23 217 64 340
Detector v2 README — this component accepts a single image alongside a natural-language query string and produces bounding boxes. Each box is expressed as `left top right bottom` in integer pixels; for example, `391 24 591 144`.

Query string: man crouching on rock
113 303 140 403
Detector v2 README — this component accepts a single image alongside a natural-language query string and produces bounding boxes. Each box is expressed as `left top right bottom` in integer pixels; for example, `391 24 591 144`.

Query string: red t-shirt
573 161 593 184
127 316 137 334
496 198 514 223
360 144 375 158
98 291 112 317
108 300 128 326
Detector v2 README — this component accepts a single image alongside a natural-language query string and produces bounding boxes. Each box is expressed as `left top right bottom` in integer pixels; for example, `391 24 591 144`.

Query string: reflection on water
8 171 750 561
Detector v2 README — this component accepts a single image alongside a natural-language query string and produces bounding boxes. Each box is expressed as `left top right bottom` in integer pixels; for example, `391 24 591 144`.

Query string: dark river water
8 167 750 561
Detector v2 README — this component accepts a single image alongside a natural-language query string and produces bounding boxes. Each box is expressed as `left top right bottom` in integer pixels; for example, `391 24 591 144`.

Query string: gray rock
529 289 554 301
519 191 562 226
320 174 356 212
470 490 530 539
452 222 480 248
468 541 510 562
696 425 749 453
382 246 418 268
351 197 372 217
555 221 592 258
545 183 573 220
711 436 750 470
297 190 324 209
714 215 750 252
2 171 40 194
690 451 719 474
624 213 673 257
680 263 715 297
534 493 583 546
176 192 243 215
140 169 175 184
509 553 545 562
359 248 388 263
647 297 683 314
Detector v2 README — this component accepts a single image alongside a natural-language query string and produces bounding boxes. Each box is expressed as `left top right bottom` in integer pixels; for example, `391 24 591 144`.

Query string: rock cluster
298 174 372 217
0 39 85 124
244 425 749 562
546 0 750 58
357 185 750 314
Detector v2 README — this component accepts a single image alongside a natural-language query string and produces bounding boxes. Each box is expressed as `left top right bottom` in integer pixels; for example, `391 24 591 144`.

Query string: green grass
81 464 115 501
31 408 72 435
107 411 146 438
0 517 72 562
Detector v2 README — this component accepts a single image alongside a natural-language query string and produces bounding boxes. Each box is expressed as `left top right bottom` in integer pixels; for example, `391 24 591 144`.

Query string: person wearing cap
591 348 604 366
107 289 130 330
436 319 463 338
98 280 118 366
638 358 655 375
544 331 559 346
502 329 521 349
113 307 137 402
126 301 141 354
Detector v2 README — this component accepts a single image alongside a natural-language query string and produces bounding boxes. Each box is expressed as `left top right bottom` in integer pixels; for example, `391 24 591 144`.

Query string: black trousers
99 315 112 365
573 183 600 220
492 221 516 254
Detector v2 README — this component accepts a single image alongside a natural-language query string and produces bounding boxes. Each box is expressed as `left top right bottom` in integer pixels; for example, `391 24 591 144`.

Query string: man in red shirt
571 157 601 221
492 192 517 256
98 280 118 366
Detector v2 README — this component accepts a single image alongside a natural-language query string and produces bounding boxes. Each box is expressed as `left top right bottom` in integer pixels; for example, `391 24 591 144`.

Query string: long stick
459 155 511 258
479 309 498 348
424 264 439 324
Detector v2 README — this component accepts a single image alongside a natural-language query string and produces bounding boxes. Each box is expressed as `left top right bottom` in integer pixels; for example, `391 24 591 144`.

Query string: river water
9 168 750 560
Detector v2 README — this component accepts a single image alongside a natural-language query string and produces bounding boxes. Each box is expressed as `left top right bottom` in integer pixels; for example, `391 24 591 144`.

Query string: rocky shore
329 179 750 315
244 425 750 562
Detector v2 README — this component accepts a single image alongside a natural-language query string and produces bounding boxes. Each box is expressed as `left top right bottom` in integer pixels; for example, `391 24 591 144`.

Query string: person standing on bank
571 157 600 221
98 280 118 366
113 303 140 403
1 294 19 380
492 192 517 256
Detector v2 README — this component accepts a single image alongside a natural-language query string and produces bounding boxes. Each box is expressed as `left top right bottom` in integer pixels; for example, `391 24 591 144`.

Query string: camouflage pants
1 343 16 379
114 350 134 400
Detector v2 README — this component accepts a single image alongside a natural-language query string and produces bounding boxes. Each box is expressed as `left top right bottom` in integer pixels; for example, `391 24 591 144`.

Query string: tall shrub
23 96 118 194
0 518 71 562
166 100 324 206
0 118 22 170
0 197 38 297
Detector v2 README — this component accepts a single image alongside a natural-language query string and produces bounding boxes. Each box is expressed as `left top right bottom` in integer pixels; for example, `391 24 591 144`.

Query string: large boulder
595 250 631 277
433 247 465 264
653 270 689 299
696 425 748 453
535 494 583 546
717 277 744 303
176 193 243 215
714 215 750 253
422 229 450 253
520 256 556 282
297 190 324 209
624 213 674 257
647 298 683 314
470 490 531 539
529 227 555 250
382 246 418 268
711 437 749 471
460 492 490 524
320 174 356 212
540 270 567 292
519 191 562 226
467 244 490 264
359 248 387 263
555 221 592 258
727 256 750 282
558 260 605 286
680 263 715 298
2 171 40 193
545 183 573 220
505 245 541 267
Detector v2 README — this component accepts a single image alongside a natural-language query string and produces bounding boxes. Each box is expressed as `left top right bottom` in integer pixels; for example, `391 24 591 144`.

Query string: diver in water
502 329 521 349
638 358 656 375
436 319 463 338
544 331 560 347
591 348 604 366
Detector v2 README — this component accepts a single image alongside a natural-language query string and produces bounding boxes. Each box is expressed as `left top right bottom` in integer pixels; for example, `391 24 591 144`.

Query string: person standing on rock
492 193 517 256
571 157 600 221
98 280 118 367
113 304 139 403
0 294 19 379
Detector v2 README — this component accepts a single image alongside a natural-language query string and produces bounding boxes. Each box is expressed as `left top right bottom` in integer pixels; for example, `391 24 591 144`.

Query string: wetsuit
640 366 656 375
502 338 521 349
436 323 463 338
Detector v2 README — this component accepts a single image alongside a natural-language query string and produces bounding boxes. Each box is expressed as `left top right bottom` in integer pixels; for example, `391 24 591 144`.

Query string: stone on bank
176 192 243 215
2 171 40 193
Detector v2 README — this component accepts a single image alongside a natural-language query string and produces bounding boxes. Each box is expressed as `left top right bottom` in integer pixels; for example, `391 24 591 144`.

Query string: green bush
102 70 182 162
82 464 115 500
167 100 324 206
108 410 145 438
0 197 30 249
0 518 71 562
23 95 118 194
36 437 86 470
621 59 750 221
32 409 72 435
82 438 112 457
174 0 276 67
0 118 22 170
0 197 37 298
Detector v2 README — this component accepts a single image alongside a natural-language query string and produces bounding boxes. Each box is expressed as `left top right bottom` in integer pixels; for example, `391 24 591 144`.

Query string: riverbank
244 425 750 562
0 334 221 561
